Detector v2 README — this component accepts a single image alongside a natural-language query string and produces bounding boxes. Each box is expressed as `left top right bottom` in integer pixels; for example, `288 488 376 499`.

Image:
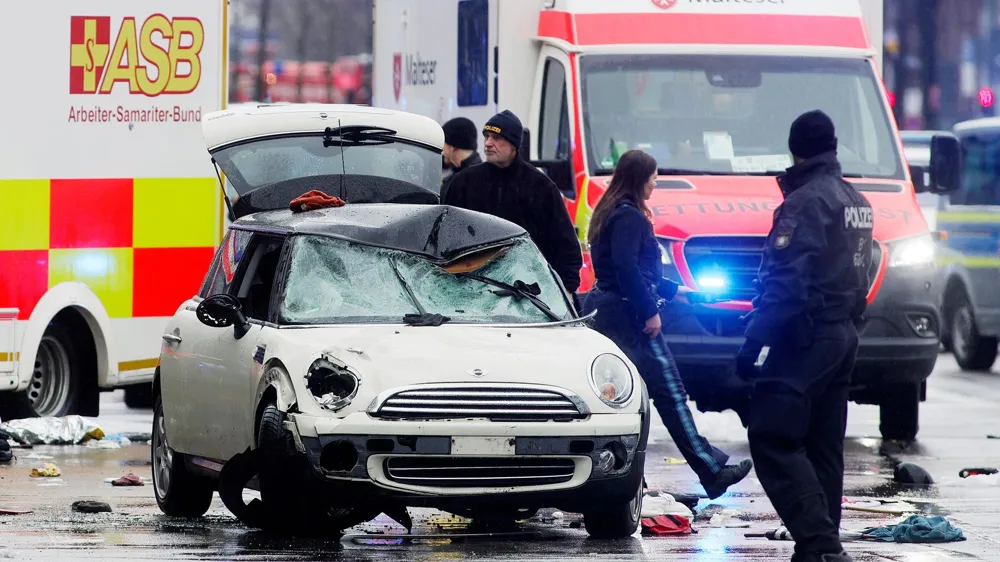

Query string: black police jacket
744 151 874 348
591 201 680 322
440 152 482 202
441 156 583 292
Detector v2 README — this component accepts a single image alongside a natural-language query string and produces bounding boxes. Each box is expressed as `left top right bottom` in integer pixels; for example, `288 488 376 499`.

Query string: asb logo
69 15 205 96
393 53 402 102
651 0 678 9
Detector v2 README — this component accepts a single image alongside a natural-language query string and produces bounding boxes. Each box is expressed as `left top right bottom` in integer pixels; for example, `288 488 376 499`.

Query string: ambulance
0 1 229 419
373 0 962 440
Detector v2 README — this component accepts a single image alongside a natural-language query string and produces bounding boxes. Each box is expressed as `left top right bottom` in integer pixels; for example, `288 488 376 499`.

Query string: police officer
737 110 873 562
443 110 582 294
440 117 481 200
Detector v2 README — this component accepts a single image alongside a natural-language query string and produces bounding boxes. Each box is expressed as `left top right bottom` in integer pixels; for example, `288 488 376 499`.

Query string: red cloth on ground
289 190 346 212
641 515 692 536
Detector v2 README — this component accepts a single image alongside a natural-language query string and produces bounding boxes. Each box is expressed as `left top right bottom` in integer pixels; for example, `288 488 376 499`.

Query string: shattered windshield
278 236 572 324
212 134 442 195
581 54 903 179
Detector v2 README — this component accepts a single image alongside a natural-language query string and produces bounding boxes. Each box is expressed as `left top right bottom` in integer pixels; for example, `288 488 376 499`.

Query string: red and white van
373 0 962 440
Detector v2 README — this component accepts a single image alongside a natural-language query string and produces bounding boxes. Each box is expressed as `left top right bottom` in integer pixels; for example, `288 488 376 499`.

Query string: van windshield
580 54 903 180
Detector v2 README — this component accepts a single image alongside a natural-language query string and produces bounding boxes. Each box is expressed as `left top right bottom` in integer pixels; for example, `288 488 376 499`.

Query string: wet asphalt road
1 353 999 560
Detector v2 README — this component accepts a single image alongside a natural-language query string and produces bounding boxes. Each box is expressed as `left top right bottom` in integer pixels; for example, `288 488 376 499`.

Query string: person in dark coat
440 117 482 200
442 110 583 294
582 149 753 499
737 110 874 562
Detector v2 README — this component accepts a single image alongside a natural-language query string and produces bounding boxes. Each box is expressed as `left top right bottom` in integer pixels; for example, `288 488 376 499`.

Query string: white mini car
152 104 650 539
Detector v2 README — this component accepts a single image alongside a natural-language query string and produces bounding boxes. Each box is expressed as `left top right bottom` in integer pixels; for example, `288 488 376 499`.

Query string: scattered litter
105 475 152 485
987 435 1000 440
72 500 112 514
85 440 121 449
665 457 688 465
894 462 934 486
945 472 1000 487
0 508 32 515
0 416 104 445
641 514 692 536
111 472 144 487
121 432 152 443
708 508 749 528
860 515 965 543
746 526 794 540
120 459 153 467
959 467 998 478
842 499 918 515
427 513 470 531
22 453 54 460
641 491 693 519
29 463 61 478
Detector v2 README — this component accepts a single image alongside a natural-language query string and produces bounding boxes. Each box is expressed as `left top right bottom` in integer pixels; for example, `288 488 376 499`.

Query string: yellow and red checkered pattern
0 178 219 320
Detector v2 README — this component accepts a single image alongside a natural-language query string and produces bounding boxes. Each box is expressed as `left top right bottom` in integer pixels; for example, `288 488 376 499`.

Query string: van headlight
889 234 935 268
590 354 634 408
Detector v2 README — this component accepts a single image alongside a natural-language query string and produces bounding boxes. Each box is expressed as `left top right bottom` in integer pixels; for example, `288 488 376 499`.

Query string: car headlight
590 354 634 408
306 356 360 411
889 234 935 268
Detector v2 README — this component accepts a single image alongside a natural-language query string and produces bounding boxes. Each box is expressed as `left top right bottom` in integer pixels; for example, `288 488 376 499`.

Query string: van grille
384 456 576 488
369 384 588 422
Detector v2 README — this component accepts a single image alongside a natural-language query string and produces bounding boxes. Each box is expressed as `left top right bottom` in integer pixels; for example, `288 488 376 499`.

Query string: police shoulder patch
773 222 796 250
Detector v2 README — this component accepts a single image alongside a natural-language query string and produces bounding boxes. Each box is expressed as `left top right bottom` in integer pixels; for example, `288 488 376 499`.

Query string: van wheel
152 395 215 517
951 292 998 372
0 323 80 419
879 384 920 442
583 480 642 539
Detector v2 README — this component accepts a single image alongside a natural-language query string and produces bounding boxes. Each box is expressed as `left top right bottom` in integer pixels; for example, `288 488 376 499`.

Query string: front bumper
663 262 941 392
284 413 644 511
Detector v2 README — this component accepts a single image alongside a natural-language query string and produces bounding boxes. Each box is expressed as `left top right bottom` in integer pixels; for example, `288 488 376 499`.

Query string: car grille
682 236 765 301
368 384 588 422
383 456 577 488
680 236 882 302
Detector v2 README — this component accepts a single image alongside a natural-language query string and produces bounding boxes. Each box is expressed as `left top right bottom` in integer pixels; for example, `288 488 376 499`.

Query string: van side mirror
196 294 251 339
929 133 961 194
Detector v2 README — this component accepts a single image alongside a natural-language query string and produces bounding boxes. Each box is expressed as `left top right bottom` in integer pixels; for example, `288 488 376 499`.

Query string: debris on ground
860 514 966 543
0 416 104 445
22 453 54 460
86 440 120 449
947 472 1000 486
746 526 794 540
120 432 152 443
110 473 144 487
641 491 693 519
72 500 112 514
0 508 32 515
842 499 918 515
708 508 750 527
641 514 692 536
665 457 688 465
29 463 61 478
427 513 470 531
894 462 934 487
959 467 998 478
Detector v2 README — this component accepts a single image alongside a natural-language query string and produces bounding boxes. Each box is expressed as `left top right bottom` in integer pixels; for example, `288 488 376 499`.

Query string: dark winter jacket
441 157 583 292
590 200 680 322
744 151 874 348
440 152 482 201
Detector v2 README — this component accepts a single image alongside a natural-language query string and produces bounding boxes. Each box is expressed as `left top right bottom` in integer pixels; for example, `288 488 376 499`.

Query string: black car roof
232 204 529 263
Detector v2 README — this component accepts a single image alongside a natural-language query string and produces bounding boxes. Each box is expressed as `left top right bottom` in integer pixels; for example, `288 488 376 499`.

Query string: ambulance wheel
0 321 83 419
583 479 642 539
879 384 919 442
950 292 998 372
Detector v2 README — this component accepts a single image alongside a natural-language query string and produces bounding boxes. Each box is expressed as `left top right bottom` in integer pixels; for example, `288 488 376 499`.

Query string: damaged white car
152 104 650 539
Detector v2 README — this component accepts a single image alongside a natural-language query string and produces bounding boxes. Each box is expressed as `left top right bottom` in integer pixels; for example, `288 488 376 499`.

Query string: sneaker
0 439 11 464
703 459 753 499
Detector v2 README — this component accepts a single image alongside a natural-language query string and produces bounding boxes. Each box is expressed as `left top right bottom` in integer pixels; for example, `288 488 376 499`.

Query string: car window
207 229 253 297
952 132 1000 206
278 236 571 324
234 236 286 321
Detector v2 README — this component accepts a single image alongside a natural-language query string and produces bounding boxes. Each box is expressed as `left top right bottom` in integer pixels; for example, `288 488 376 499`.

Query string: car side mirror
929 133 961 194
196 294 251 340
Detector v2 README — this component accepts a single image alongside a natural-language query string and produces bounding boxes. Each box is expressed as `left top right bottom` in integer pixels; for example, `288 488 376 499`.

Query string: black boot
703 459 753 499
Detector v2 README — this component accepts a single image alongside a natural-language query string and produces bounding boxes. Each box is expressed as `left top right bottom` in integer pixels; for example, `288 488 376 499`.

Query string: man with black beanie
736 110 873 562
440 117 481 199
442 109 583 296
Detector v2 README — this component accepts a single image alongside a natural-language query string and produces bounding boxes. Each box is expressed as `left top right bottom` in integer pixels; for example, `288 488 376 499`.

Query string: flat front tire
152 395 215 517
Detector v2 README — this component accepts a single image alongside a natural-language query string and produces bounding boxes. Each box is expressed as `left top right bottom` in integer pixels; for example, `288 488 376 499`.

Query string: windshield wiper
389 259 451 326
458 273 562 322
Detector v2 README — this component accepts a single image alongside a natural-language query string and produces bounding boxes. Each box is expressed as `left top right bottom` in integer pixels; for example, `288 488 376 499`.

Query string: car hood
591 176 927 242
268 323 632 414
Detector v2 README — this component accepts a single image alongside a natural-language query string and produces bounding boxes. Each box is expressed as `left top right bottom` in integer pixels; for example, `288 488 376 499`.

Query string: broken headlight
305 356 360 411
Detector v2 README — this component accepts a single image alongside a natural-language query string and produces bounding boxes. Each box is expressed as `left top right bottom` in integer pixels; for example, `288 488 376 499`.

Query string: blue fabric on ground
862 515 966 543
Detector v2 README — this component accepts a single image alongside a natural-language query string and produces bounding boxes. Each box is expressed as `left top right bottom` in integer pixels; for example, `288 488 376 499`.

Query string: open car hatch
201 104 445 219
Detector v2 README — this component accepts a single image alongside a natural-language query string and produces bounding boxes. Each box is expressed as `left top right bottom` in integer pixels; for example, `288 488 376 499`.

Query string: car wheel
583 480 642 539
124 383 154 409
878 383 920 442
951 292 999 372
152 395 215 517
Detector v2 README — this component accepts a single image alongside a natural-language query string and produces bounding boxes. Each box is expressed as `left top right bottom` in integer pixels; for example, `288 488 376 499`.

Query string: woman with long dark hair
583 149 752 499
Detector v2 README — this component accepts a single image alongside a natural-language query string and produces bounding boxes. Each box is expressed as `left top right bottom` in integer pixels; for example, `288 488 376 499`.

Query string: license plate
451 436 515 456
